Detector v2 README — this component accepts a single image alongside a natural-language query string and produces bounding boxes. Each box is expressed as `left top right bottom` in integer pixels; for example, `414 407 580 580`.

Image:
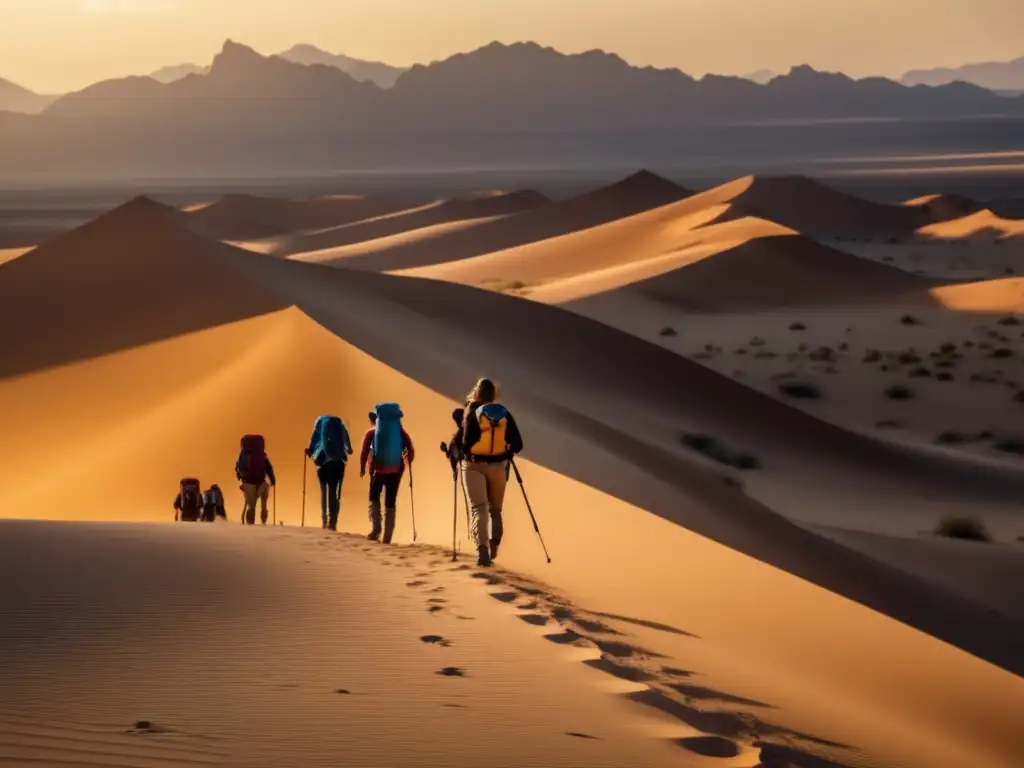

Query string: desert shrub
755 351 778 359
838 342 849 351
788 322 806 331
681 433 761 471
735 348 748 355
897 351 922 364
997 315 1020 326
934 516 992 542
994 437 1024 455
936 430 965 444
750 337 766 347
990 348 1014 359
936 372 954 381
875 419 901 428
778 381 821 399
909 367 933 378
808 346 835 361
1005 267 1017 275
939 342 958 354
964 340 975 348
1014 391 1024 403
885 385 913 400
900 314 922 326
862 350 881 363
658 326 678 337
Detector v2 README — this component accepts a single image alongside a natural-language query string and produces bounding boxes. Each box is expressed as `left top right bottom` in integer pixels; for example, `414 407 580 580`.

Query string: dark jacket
461 402 523 462
235 454 277 486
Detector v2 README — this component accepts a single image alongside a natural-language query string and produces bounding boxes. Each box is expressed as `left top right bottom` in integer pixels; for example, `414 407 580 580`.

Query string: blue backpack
372 402 404 469
316 415 350 464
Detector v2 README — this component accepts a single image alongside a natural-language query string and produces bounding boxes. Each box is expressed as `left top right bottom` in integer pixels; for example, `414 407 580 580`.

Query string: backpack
239 434 267 484
180 478 201 512
469 403 509 457
371 402 404 469
202 486 224 508
319 415 349 464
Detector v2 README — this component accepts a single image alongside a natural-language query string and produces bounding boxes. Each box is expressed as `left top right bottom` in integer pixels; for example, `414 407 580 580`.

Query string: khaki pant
461 460 507 550
242 481 270 525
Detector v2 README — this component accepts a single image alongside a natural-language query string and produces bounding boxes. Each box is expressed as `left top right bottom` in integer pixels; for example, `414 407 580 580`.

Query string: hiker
306 414 354 530
359 403 414 544
460 378 523 566
235 434 276 525
174 478 202 522
201 484 226 522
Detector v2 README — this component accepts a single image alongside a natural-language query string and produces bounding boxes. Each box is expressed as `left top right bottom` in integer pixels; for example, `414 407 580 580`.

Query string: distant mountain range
145 44 407 88
1 40 1021 177
902 56 1024 94
0 77 57 114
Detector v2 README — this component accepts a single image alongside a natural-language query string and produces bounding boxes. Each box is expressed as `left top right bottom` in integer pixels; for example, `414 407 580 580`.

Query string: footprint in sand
428 598 447 604
129 720 174 734
436 666 467 677
420 635 452 647
489 591 519 603
518 613 551 626
566 731 599 740
406 580 429 587
428 605 446 613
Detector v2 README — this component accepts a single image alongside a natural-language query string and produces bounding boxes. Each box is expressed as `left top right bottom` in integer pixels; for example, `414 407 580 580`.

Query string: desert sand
2 174 1024 768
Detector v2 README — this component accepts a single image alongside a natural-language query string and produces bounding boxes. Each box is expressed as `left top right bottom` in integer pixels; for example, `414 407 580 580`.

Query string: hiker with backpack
359 403 414 544
306 414 354 530
201 484 226 522
460 378 524 567
174 478 202 522
235 434 276 525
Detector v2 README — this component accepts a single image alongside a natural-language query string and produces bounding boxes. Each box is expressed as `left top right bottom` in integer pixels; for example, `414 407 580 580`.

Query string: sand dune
0 246 31 265
683 175 935 237
918 209 1024 240
4 201 1024 768
289 170 691 271
902 276 1024 313
276 190 549 257
903 192 982 222
403 186 932 309
183 192 414 241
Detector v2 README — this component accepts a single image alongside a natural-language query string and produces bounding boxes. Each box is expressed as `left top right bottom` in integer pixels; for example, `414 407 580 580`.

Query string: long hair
466 377 499 406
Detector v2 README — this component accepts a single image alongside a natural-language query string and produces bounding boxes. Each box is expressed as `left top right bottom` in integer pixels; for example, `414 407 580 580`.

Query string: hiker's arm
234 456 242 481
173 493 182 510
461 405 481 451
403 430 415 464
505 413 524 454
359 430 372 474
306 426 319 457
266 458 276 486
344 426 354 455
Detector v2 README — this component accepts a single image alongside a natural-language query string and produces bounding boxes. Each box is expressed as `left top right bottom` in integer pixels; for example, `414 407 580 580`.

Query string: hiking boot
382 507 396 545
477 546 492 567
368 502 382 540
489 539 500 561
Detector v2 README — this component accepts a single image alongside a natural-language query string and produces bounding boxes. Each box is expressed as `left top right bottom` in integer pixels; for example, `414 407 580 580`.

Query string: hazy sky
2 0 1020 93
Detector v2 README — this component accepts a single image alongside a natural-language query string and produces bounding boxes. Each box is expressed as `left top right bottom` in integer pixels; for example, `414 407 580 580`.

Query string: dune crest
290 170 692 271
917 208 1024 240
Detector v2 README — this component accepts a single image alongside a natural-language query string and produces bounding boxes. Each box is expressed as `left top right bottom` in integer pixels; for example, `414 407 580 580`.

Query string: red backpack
238 434 267 485
179 478 201 520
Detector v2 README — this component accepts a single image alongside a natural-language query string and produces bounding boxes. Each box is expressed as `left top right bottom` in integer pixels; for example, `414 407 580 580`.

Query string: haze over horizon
2 0 1020 93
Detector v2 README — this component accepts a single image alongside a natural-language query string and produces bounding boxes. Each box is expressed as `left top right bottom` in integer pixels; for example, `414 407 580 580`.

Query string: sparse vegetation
885 385 914 401
909 367 932 378
808 346 835 362
900 314 922 326
788 322 806 331
658 326 678 337
990 348 1013 359
939 343 958 354
994 437 1024 455
897 352 922 365
875 419 901 429
862 350 881 363
838 342 849 351
749 337 766 347
778 381 821 400
1013 391 1024 403
936 430 965 444
997 315 1020 326
735 348 748 355
934 516 992 543
681 433 761 471
936 372 954 381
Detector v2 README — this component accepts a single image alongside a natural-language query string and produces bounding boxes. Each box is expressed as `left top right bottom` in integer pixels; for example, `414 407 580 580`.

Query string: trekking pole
273 484 277 526
451 469 458 561
510 458 551 563
409 463 418 542
301 454 307 528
